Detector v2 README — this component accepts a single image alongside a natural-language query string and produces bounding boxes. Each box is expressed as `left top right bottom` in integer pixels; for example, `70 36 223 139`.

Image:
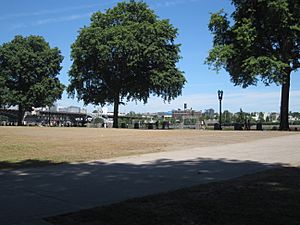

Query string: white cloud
7 0 202 29
34 13 92 26
9 12 94 30
153 0 200 8
9 23 28 30
0 2 117 21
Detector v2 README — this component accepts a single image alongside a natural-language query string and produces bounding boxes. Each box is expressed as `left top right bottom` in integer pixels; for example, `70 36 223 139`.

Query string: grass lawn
47 166 300 225
0 127 295 169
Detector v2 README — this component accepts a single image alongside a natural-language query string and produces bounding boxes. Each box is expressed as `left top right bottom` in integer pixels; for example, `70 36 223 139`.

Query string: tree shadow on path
0 157 289 225
0 159 65 170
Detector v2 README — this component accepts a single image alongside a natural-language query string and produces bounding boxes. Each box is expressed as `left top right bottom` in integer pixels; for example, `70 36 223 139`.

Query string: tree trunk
279 71 291 131
17 104 25 126
113 95 120 128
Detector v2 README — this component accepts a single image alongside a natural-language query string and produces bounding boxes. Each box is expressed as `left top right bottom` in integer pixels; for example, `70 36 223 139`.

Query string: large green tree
206 0 300 130
0 35 64 125
0 75 9 108
68 0 186 128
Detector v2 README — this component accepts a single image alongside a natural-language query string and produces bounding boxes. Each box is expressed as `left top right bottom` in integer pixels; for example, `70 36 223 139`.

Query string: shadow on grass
47 167 300 225
0 159 65 170
0 157 296 225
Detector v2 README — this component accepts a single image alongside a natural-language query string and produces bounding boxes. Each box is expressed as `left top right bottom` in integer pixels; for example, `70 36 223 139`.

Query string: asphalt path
1 133 299 225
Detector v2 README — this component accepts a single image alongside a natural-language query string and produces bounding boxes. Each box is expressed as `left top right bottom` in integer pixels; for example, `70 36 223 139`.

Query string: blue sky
1 0 299 113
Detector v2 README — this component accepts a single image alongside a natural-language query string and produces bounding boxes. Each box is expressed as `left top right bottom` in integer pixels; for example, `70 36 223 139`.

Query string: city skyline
1 0 299 113
50 100 300 115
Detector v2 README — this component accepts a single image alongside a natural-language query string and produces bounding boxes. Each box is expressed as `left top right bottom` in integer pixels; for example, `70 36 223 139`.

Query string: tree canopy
68 0 186 128
0 35 64 125
206 0 300 130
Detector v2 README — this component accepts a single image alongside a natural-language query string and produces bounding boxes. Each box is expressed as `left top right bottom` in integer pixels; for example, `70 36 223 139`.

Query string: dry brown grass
0 127 295 168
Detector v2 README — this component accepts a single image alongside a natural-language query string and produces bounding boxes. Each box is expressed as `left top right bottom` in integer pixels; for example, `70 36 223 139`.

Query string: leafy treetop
206 0 300 87
68 0 186 106
0 35 64 124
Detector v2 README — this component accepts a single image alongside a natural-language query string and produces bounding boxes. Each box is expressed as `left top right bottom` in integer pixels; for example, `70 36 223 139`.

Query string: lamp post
217 90 223 130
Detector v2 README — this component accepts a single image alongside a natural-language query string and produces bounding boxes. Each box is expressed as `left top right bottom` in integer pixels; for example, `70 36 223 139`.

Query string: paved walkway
1 133 300 225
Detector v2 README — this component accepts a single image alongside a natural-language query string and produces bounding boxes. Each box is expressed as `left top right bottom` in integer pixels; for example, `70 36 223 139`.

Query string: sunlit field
0 127 294 169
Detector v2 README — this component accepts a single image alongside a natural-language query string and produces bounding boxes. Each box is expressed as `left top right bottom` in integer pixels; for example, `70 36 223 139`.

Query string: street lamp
217 90 223 130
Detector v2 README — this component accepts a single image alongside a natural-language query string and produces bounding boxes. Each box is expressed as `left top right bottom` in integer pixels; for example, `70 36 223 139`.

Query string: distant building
204 108 215 118
80 108 87 114
172 108 202 120
49 104 58 112
58 106 84 114
67 106 81 113
58 107 67 113
162 111 172 119
162 114 172 119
